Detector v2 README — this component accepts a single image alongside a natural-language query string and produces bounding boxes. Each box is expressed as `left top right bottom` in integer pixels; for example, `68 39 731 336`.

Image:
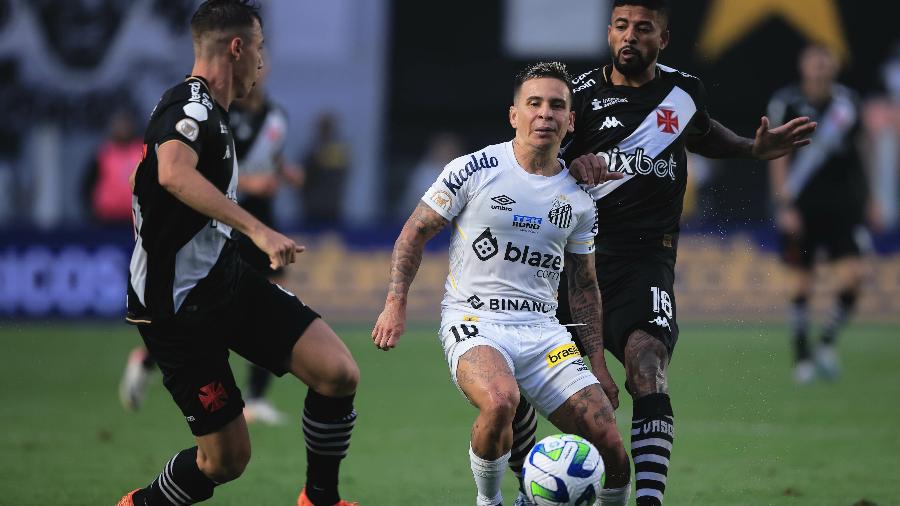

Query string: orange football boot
297 487 359 506
116 489 139 506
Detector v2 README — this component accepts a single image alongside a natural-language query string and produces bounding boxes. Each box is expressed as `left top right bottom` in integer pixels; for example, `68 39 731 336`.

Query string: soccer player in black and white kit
768 44 875 384
508 1 818 505
117 2 359 505
373 62 631 506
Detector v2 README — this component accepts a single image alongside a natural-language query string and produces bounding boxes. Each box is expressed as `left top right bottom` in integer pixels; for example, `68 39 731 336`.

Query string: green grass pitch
1 321 898 505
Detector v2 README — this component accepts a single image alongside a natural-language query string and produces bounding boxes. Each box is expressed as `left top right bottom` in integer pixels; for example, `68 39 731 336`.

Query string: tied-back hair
513 62 574 105
191 0 262 42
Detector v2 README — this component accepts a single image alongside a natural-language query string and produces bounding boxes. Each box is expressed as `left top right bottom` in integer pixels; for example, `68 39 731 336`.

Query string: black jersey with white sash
564 64 711 254
127 76 241 322
767 83 865 217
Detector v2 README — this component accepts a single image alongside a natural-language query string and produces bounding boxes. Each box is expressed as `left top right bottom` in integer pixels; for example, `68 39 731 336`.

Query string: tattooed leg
457 345 520 459
548 384 631 487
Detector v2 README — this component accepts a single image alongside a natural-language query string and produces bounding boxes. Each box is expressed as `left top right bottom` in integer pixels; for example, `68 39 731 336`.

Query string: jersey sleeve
565 200 597 254
154 97 212 156
686 77 711 137
421 156 475 221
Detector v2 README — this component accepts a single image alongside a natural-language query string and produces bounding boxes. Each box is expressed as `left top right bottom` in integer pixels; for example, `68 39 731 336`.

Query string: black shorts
558 248 678 363
137 266 319 436
780 213 869 269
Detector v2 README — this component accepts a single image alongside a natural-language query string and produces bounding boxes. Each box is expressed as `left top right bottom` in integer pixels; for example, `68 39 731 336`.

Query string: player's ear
660 29 670 50
567 110 575 134
230 36 243 61
509 105 518 129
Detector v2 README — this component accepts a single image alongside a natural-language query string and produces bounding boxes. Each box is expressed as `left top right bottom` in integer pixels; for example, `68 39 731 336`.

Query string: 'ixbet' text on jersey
566 64 712 252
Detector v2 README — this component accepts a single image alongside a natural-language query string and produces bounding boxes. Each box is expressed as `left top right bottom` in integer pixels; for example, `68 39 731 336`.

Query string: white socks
599 482 632 506
469 445 510 506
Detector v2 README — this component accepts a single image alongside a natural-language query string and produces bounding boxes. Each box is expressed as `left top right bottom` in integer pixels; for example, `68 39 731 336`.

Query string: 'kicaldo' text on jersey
128 76 240 321
422 141 597 324
564 64 711 254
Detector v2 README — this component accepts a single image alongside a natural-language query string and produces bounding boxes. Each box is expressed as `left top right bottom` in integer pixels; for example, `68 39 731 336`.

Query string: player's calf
548 384 631 491
624 331 673 506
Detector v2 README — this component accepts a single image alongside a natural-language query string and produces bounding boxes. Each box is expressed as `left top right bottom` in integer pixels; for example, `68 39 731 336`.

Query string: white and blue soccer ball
523 434 605 506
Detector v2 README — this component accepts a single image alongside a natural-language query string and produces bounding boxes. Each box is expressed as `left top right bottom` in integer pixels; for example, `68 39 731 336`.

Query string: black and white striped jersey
127 76 240 322
766 83 865 216
563 64 711 254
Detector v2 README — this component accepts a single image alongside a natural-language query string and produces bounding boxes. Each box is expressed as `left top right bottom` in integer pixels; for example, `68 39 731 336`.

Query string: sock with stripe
509 398 537 496
631 393 674 506
470 445 509 506
821 289 857 345
303 389 356 506
132 446 216 505
790 294 810 361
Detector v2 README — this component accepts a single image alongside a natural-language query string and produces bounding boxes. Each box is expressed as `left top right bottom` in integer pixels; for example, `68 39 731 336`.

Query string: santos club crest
548 198 572 229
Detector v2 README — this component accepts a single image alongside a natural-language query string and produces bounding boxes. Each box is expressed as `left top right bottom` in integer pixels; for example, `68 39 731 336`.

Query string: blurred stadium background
1 0 899 504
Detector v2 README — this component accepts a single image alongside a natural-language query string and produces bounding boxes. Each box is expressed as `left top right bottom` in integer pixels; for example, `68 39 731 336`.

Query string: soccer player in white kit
373 62 632 506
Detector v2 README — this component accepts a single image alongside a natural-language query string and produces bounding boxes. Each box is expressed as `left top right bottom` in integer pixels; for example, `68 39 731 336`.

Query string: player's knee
624 335 669 397
479 390 518 427
315 356 359 397
198 444 251 483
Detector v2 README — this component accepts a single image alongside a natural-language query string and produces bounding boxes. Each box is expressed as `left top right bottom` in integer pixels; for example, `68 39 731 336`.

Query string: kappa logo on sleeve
545 342 580 368
175 118 199 142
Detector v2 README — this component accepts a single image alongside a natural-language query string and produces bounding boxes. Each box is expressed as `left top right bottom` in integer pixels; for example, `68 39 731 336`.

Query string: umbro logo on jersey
599 116 624 130
547 199 572 228
219 121 228 134
656 108 679 134
491 195 516 211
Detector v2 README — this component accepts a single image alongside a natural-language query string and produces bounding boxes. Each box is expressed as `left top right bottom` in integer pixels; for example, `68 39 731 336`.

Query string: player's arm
157 140 303 268
373 202 449 351
687 117 816 160
565 251 619 409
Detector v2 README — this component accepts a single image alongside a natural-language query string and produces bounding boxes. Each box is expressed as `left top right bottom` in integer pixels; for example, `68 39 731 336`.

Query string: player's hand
776 205 802 235
569 153 624 187
752 116 817 161
591 362 620 410
372 300 406 351
253 228 306 269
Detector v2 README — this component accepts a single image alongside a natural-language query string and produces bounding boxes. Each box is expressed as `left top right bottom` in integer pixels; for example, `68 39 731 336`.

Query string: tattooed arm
372 202 449 351
565 251 620 409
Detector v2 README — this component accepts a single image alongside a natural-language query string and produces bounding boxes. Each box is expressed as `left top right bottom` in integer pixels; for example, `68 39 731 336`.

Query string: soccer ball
523 434 605 506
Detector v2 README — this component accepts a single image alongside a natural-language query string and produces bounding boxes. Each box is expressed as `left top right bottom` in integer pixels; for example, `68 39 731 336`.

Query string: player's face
799 46 838 85
608 6 669 77
509 77 575 150
234 19 265 99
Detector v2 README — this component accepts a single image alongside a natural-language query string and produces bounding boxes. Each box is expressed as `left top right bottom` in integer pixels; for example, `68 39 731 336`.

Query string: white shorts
439 318 599 417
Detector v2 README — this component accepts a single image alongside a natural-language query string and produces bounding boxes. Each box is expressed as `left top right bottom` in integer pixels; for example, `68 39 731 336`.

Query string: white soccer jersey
422 141 597 324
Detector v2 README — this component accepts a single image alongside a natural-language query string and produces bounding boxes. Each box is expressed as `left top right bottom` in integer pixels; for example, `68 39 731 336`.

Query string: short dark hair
612 0 669 28
191 0 262 41
513 61 574 106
